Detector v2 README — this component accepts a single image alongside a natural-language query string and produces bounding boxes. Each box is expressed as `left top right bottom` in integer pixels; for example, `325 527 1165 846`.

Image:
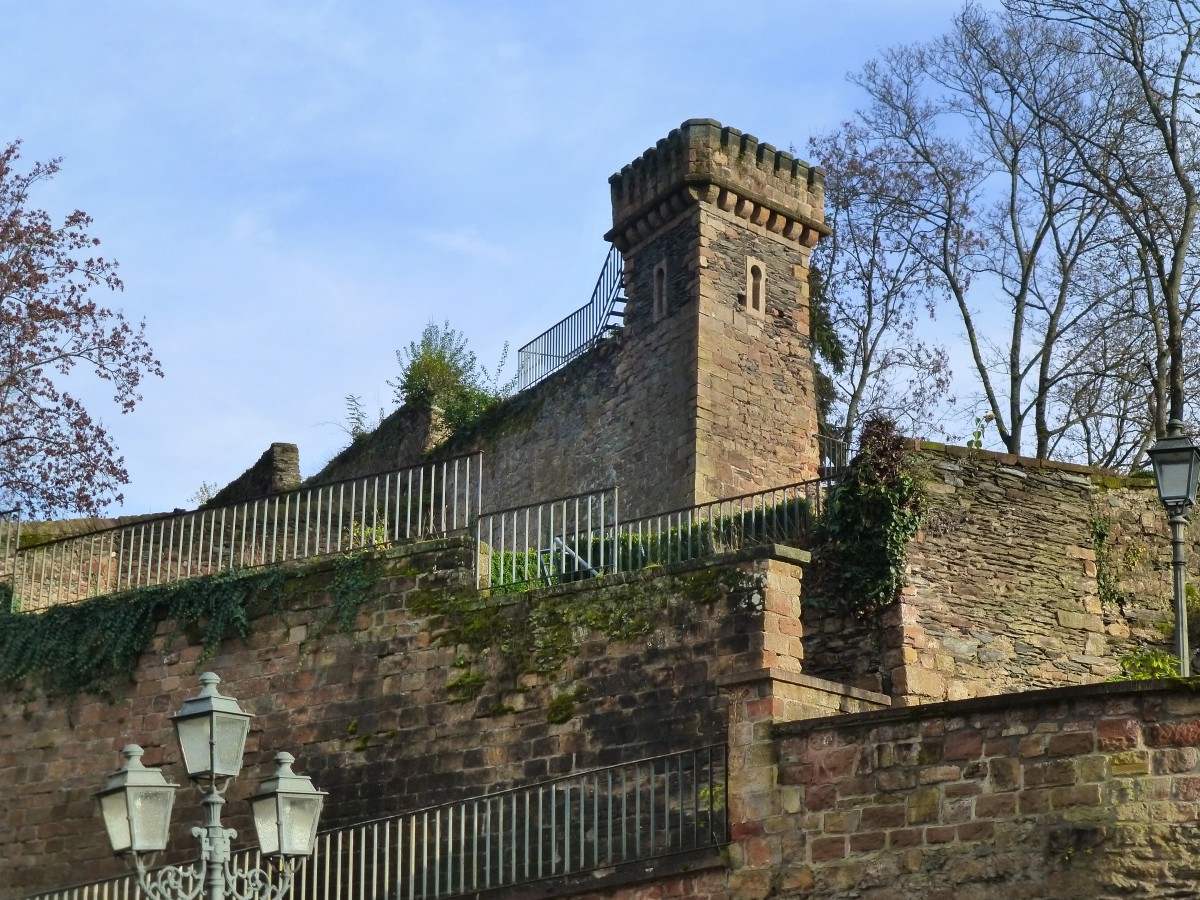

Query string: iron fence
817 431 849 478
24 745 728 900
476 488 619 590
9 454 482 613
516 244 625 391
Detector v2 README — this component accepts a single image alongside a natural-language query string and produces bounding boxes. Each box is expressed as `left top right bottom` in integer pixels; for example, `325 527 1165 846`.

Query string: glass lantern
249 752 326 858
171 672 254 781
1149 419 1200 513
95 745 178 854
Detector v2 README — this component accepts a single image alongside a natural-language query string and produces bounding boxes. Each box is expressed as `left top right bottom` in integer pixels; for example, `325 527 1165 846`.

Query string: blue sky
5 1 973 515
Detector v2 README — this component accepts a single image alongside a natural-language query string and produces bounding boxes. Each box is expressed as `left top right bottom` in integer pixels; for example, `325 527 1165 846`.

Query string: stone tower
606 118 828 507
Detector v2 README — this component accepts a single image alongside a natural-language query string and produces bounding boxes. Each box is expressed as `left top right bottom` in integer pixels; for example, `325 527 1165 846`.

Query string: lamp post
1148 419 1200 677
96 673 325 900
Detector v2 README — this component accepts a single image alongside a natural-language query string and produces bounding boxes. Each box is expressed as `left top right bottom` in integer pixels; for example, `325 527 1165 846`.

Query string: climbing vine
1089 515 1131 608
815 415 925 619
0 566 289 697
320 552 382 632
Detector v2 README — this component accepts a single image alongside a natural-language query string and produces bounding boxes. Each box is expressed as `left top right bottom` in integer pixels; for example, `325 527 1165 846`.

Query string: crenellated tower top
606 118 830 253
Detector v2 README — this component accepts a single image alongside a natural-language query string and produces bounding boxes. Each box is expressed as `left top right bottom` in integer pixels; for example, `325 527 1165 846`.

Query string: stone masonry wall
761 682 1200 899
205 442 301 508
691 182 821 500
0 541 809 899
804 444 1197 705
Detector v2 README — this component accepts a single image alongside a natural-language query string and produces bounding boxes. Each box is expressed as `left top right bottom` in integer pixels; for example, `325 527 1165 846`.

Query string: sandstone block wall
804 445 1195 704
0 541 808 899
763 682 1200 899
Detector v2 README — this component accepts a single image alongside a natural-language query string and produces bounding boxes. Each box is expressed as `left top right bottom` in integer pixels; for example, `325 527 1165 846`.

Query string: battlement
607 118 830 251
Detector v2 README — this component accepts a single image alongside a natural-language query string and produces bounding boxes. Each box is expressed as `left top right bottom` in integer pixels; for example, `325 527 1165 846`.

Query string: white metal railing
615 479 826 570
516 244 625 391
24 745 728 900
479 479 829 591
10 454 482 613
0 507 19 604
476 488 619 590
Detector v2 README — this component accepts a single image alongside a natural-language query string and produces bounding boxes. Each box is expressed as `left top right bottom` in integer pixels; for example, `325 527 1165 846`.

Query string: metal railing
10 454 482 613
516 244 625 391
817 431 849 477
476 488 619 590
479 478 830 591
25 745 728 900
615 479 827 571
0 511 19 580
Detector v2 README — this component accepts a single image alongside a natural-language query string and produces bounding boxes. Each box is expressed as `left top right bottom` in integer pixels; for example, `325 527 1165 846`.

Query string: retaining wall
0 540 808 899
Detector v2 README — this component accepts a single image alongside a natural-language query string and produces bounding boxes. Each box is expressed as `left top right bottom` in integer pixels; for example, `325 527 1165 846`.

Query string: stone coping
773 678 1199 738
914 440 1156 488
478 542 810 605
716 666 891 707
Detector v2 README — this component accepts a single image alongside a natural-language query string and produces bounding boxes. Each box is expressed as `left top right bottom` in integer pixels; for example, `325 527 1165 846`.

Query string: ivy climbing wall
804 444 1197 705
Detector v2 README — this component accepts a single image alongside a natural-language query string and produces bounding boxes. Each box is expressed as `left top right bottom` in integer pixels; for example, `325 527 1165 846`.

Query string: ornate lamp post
1148 419 1200 677
96 673 325 900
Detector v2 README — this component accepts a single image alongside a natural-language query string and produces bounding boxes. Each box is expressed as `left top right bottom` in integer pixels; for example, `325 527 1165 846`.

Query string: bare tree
1009 0 1200 434
809 124 953 446
850 5 1127 457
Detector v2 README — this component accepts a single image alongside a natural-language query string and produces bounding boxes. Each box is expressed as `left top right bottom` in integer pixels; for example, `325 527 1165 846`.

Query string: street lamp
1148 418 1200 677
96 673 326 900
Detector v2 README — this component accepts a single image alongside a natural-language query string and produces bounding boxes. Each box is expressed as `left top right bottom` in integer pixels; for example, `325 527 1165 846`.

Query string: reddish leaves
0 141 162 517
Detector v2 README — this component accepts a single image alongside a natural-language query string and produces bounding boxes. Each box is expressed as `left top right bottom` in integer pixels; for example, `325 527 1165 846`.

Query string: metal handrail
0 507 19 608
23 744 728 900
479 477 833 591
476 487 619 590
516 244 625 391
9 454 483 613
616 478 829 570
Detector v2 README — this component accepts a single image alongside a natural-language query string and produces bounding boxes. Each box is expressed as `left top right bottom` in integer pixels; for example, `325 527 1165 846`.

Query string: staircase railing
516 244 625 391
479 477 833 591
24 744 728 900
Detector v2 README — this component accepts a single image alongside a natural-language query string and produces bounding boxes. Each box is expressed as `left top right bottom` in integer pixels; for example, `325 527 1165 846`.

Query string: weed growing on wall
816 415 924 619
0 567 288 697
1112 647 1183 680
320 551 383 632
1090 516 1132 608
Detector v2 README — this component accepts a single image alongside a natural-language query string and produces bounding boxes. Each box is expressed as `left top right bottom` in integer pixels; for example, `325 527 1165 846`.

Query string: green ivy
0 567 288 697
320 552 381 632
816 415 924 619
1090 516 1130 607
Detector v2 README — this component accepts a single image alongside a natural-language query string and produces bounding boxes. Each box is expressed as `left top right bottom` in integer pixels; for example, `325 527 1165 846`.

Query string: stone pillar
717 669 890 899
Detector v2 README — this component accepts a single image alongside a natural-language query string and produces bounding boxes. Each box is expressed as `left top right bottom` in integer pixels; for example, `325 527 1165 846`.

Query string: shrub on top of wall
814 415 925 619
